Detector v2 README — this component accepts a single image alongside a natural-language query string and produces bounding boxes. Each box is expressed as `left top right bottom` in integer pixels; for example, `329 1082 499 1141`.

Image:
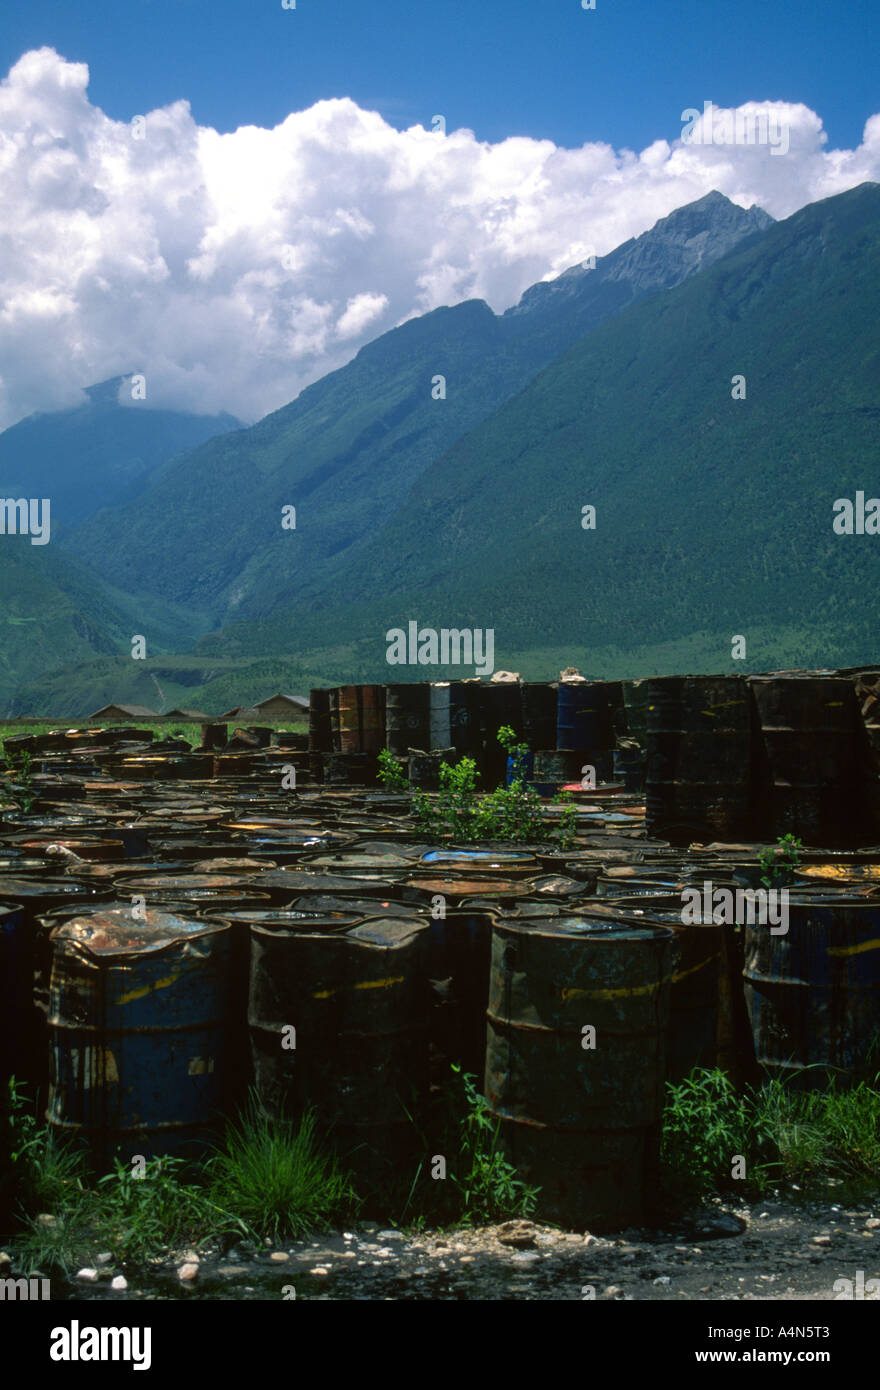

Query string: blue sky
2 0 877 151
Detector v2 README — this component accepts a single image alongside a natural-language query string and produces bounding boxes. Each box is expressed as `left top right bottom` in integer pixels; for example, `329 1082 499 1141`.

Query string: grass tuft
206 1099 359 1242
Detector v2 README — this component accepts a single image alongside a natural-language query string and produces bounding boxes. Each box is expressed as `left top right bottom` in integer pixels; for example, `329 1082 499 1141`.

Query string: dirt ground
30 1192 880 1302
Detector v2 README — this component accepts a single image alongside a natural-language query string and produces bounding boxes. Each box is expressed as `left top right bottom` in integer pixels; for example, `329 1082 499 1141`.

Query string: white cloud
0 47 878 429
336 291 389 340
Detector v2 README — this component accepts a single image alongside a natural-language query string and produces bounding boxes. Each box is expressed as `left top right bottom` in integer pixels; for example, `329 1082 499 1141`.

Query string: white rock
96 1252 113 1265
111 1276 128 1291
269 1251 290 1263
178 1262 199 1283
76 1268 98 1283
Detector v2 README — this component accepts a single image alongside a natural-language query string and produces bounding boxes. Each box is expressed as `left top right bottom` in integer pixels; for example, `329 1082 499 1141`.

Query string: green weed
206 1099 359 1242
377 747 409 792
661 1067 880 1204
758 834 803 889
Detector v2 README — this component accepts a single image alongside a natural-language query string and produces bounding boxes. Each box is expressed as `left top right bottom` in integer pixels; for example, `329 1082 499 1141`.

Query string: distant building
165 708 210 720
88 703 158 720
223 694 308 720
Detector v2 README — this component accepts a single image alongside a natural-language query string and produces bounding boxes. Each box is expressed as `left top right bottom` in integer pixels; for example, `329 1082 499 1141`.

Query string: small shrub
758 833 803 888
377 747 408 792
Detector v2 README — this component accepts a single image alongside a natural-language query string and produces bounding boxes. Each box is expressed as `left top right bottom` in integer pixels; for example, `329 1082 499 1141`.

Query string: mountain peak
507 189 774 317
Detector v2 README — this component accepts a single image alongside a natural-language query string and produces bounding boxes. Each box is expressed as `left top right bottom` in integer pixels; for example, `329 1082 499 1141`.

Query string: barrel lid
206 908 361 925
495 912 676 941
420 850 537 866
116 873 248 889
797 862 880 882
257 870 391 894
528 874 585 897
290 894 423 918
405 877 527 898
0 877 99 898
192 858 270 873
50 910 226 954
347 918 426 946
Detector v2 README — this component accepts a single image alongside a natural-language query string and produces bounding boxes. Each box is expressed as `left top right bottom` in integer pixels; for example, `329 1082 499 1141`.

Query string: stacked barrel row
638 672 880 847
309 680 628 790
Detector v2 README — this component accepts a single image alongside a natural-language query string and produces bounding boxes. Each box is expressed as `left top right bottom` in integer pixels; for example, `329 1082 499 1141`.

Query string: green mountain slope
200 181 880 678
66 193 771 622
0 378 242 529
0 540 206 715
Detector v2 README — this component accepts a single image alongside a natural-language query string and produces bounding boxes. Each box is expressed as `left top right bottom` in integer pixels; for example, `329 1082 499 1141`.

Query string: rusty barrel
308 689 332 753
385 684 430 756
47 911 232 1164
338 686 361 753
328 688 341 752
644 675 753 844
750 675 861 847
580 898 726 1084
743 896 880 1088
360 685 386 753
622 680 652 748
201 722 228 751
248 916 430 1192
484 912 678 1230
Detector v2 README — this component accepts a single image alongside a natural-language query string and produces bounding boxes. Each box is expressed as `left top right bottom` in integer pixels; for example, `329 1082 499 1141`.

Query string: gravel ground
20 1194 880 1302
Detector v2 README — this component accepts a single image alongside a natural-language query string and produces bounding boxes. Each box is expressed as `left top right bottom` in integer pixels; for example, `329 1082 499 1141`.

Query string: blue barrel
47 910 232 1165
744 896 880 1088
557 682 605 752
